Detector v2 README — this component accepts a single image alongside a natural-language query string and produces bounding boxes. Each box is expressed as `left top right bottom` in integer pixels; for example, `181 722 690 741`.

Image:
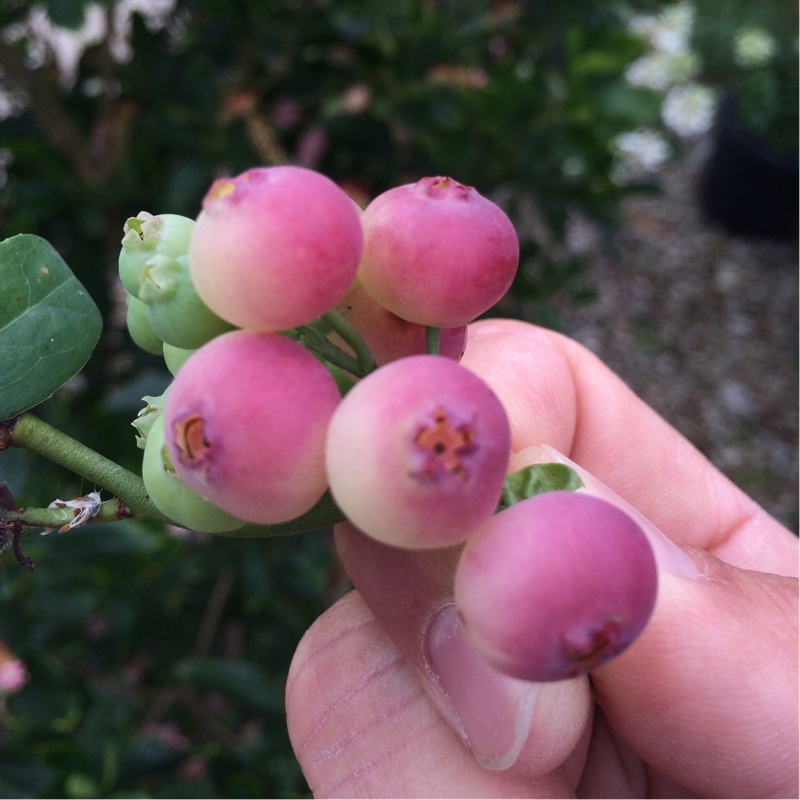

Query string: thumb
589 549 798 799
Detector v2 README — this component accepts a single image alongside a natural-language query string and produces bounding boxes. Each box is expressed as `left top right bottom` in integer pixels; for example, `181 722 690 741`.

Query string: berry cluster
123 166 519 540
121 165 657 681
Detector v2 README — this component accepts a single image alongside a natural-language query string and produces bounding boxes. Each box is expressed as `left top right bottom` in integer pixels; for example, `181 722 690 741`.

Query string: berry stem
1 413 346 538
4 413 168 520
320 309 377 375
425 326 441 356
1 497 135 532
288 324 362 377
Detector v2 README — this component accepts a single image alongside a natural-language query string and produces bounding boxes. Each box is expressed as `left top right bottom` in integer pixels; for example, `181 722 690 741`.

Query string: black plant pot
697 91 799 239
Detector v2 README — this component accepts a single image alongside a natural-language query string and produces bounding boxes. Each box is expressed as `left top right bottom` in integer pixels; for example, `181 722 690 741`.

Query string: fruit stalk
288 321 363 377
425 326 441 356
3 413 170 522
320 309 377 375
1 413 348 536
0 496 134 531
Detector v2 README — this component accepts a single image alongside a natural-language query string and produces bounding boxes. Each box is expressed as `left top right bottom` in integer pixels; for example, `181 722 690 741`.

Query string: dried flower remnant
413 409 476 481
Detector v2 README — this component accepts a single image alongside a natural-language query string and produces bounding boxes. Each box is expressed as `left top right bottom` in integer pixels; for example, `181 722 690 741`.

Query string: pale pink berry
358 176 519 327
189 166 363 331
325 355 511 548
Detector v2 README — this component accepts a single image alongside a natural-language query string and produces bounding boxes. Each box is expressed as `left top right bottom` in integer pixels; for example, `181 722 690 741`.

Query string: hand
285 318 799 798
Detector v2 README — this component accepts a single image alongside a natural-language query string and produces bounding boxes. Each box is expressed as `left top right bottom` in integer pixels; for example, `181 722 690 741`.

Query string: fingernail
538 444 700 579
425 603 538 770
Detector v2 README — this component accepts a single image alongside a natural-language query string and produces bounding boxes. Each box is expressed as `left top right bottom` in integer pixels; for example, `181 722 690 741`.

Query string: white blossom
628 2 695 54
109 0 178 62
1 0 177 87
611 128 672 184
625 50 700 91
0 80 27 121
661 83 716 137
5 3 107 87
733 27 777 68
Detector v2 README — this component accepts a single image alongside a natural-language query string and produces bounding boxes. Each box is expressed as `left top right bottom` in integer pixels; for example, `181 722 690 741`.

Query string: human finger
285 557 589 796
461 318 797 575
587 549 799 798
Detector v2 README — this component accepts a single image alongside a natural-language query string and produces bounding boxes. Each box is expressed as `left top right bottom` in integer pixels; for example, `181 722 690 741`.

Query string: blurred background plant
1 0 676 329
620 2 714 152
689 0 798 155
0 1 794 796
620 0 798 155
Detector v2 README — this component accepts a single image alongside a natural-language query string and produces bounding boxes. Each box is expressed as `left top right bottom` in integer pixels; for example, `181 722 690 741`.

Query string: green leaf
498 462 584 512
0 235 102 420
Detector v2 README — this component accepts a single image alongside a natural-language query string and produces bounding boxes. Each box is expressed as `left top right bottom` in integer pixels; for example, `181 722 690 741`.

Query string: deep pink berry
455 491 658 682
163 330 341 524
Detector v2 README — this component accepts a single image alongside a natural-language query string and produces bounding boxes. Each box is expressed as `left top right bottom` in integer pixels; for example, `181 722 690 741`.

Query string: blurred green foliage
0 1 668 795
690 0 798 154
0 517 340 797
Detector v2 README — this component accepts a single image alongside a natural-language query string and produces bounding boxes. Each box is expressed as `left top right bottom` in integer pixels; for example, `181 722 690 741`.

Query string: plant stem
6 413 168 521
1 497 134 531
0 490 346 538
1 413 346 537
425 326 441 356
321 309 377 375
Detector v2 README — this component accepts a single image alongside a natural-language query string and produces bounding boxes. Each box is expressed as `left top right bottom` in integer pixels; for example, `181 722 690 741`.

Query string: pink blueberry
333 283 467 367
163 330 341 524
325 354 511 548
358 176 519 327
455 491 659 682
189 166 363 331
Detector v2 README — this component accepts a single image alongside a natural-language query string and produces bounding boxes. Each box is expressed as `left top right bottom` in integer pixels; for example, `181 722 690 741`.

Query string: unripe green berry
139 254 234 349
119 212 195 298
132 389 170 450
126 293 163 355
163 343 196 376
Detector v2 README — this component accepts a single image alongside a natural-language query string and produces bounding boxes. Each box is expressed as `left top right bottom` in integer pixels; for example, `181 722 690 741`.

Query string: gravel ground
554 142 798 532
